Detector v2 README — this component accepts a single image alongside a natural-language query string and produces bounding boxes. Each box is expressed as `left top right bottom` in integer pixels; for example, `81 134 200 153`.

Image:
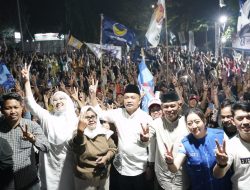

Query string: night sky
0 0 238 43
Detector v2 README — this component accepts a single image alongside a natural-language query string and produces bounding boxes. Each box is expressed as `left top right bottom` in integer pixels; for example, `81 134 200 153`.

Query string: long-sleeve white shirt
149 116 190 190
94 106 153 176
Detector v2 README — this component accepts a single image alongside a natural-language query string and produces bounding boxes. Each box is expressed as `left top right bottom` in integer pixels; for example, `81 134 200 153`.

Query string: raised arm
21 63 50 121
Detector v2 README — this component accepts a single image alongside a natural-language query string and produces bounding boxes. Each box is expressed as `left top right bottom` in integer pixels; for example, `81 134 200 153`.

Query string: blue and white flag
138 58 155 112
102 16 136 46
0 63 15 90
85 43 122 60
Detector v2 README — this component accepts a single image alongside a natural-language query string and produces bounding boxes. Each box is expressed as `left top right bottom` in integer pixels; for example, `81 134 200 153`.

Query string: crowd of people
0 44 250 190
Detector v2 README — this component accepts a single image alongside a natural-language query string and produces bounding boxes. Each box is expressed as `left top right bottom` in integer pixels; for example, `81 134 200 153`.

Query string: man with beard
213 102 250 190
149 91 190 190
220 99 237 138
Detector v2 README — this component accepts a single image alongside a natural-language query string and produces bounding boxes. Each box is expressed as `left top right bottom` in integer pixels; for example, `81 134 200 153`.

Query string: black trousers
117 171 147 190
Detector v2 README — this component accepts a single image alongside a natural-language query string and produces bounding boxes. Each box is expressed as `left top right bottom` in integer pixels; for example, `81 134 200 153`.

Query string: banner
145 0 166 47
178 31 186 45
67 35 83 49
102 16 135 46
85 43 122 60
188 31 195 52
237 0 250 33
0 63 15 90
232 33 250 50
138 58 155 113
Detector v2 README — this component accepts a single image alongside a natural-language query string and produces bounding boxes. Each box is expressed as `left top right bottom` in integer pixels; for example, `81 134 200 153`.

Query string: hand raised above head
89 79 98 97
21 62 31 82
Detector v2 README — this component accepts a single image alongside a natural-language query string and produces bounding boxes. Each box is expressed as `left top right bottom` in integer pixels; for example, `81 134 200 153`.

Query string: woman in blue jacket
165 108 232 190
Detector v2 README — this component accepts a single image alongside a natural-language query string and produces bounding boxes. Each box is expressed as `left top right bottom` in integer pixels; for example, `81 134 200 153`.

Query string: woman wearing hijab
22 63 78 190
71 106 117 190
165 108 232 190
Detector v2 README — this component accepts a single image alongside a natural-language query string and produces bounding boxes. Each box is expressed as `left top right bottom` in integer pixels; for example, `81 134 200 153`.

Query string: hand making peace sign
21 62 31 82
19 124 36 143
215 139 228 166
164 143 174 164
140 123 149 142
89 79 98 97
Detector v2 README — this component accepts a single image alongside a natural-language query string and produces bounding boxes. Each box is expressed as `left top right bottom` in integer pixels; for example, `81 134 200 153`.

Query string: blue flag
138 58 155 112
0 63 15 90
102 16 135 46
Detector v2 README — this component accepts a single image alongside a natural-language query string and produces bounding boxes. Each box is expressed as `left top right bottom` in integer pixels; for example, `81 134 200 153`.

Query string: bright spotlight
221 36 227 43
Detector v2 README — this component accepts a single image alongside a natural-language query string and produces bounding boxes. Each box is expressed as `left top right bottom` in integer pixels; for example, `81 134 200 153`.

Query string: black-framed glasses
85 115 97 120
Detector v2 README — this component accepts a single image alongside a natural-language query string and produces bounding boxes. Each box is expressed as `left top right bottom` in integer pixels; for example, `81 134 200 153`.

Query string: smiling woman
70 106 117 190
165 108 232 190
21 63 78 190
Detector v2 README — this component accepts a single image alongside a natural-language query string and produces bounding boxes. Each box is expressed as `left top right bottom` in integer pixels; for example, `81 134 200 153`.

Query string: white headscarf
48 91 78 145
81 106 113 139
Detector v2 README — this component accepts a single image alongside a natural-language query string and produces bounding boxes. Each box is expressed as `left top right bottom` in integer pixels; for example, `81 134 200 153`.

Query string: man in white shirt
90 82 152 190
149 91 190 190
213 102 250 190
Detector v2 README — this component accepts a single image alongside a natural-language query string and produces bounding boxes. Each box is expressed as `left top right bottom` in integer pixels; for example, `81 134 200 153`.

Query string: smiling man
213 102 250 190
149 91 190 190
89 83 153 190
0 92 49 190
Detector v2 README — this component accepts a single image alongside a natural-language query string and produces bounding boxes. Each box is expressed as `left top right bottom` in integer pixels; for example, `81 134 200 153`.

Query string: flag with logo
138 53 155 113
145 0 166 47
85 43 122 60
0 63 15 90
102 16 135 46
67 35 83 49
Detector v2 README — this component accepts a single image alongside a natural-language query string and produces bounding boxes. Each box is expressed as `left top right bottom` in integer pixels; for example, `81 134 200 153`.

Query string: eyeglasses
85 115 97 120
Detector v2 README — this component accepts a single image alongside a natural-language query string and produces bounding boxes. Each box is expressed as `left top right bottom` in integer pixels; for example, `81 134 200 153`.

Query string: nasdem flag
138 58 155 113
102 16 135 46
0 63 15 90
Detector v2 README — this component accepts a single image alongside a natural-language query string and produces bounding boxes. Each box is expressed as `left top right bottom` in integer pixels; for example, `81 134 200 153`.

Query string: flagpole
17 0 24 51
165 3 169 85
100 14 104 76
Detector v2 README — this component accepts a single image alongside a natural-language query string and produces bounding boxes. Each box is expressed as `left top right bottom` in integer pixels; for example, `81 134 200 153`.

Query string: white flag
219 0 226 8
85 43 122 60
145 0 165 47
188 31 196 52
178 31 186 44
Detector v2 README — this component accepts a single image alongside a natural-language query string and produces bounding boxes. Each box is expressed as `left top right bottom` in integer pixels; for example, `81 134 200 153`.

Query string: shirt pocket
20 139 32 149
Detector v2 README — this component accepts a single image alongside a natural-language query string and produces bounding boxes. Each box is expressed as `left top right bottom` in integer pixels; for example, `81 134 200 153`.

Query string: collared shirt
94 106 153 176
0 117 49 189
149 116 190 190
